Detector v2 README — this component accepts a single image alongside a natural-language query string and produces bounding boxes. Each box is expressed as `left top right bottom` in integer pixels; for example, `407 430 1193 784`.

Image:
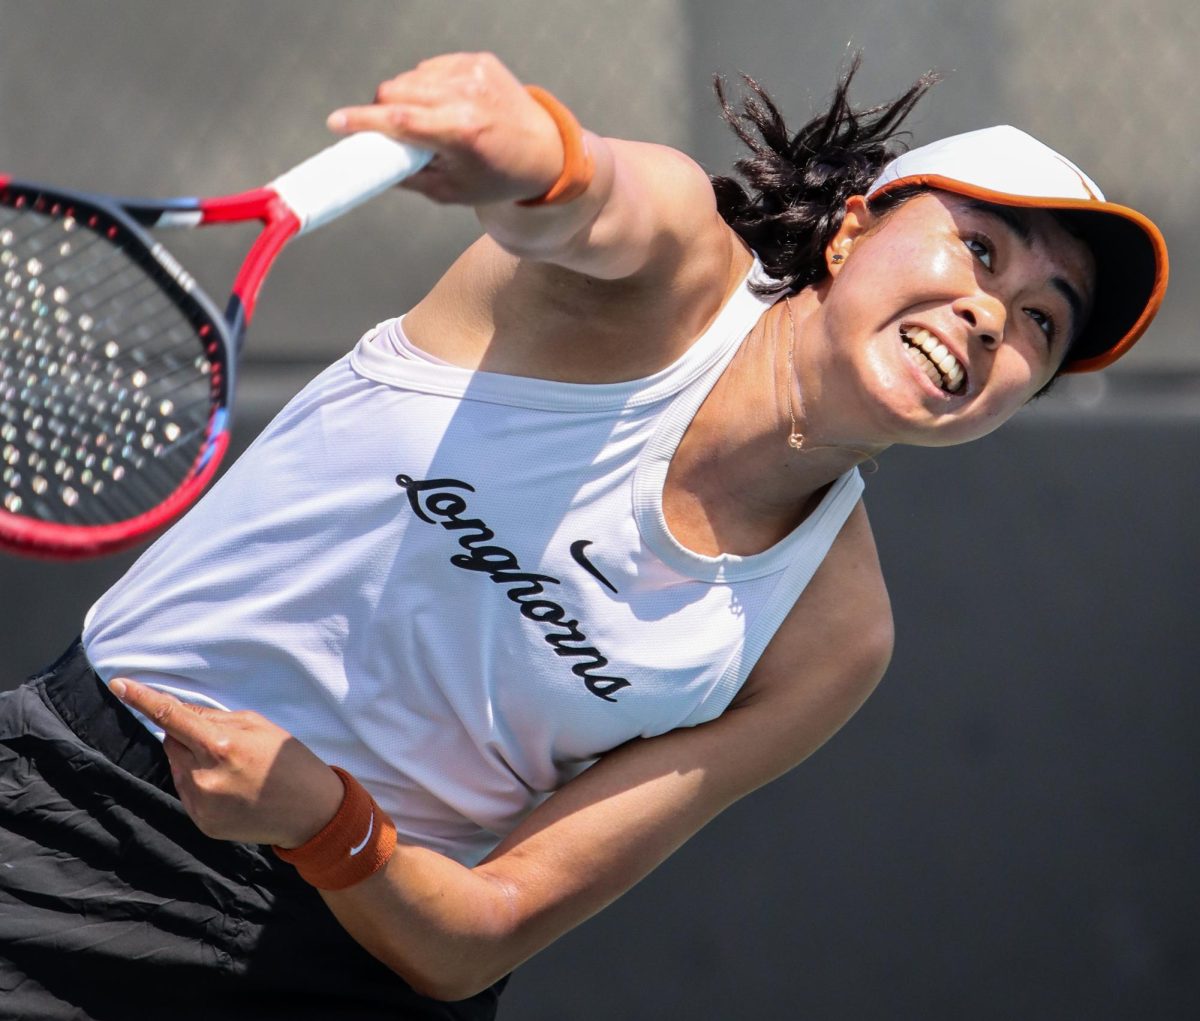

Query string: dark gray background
1 2 1196 1018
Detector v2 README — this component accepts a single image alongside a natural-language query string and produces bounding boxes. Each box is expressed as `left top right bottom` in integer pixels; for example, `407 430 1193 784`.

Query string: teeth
904 344 943 388
901 327 965 393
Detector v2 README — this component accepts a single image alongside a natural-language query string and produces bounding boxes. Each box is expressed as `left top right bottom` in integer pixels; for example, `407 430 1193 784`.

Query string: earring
831 253 844 264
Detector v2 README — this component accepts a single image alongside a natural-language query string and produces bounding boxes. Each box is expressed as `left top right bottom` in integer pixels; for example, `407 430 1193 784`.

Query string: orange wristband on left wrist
273 766 397 891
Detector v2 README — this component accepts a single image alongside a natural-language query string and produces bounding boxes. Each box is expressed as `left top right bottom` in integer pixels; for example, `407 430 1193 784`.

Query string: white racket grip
269 132 432 235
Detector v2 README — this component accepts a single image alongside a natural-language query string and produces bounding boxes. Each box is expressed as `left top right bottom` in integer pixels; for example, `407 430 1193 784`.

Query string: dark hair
711 56 939 294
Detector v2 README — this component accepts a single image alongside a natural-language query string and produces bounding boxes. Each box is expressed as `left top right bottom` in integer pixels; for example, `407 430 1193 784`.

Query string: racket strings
1 200 216 525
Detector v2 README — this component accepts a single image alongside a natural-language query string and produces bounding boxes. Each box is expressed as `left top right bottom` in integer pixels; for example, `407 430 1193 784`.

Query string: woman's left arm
112 506 892 1002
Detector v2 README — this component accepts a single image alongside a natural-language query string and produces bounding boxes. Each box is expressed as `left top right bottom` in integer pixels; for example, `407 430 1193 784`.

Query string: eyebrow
964 200 1087 338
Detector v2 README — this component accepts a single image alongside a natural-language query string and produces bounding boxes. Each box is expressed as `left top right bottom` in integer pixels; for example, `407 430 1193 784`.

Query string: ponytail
711 55 939 293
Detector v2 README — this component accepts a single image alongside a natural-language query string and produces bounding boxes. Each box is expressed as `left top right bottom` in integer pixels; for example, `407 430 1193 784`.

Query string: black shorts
0 641 507 1020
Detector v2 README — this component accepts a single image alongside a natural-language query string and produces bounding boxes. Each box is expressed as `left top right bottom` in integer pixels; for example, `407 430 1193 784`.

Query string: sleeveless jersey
82 268 864 866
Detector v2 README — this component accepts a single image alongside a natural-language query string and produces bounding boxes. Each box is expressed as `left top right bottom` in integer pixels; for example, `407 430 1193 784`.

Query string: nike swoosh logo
570 540 618 594
349 811 375 857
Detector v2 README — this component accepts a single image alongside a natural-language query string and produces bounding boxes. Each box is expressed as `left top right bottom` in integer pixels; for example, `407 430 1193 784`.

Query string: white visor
865 126 1168 372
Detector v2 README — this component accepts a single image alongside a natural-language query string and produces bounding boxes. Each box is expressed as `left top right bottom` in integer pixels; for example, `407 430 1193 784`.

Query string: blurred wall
1 2 1196 1017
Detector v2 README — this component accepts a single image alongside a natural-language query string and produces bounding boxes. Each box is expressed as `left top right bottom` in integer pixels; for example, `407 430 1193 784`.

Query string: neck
668 301 882 556
782 286 891 461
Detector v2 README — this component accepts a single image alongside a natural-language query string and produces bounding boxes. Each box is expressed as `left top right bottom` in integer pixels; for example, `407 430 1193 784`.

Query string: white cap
866 126 1168 372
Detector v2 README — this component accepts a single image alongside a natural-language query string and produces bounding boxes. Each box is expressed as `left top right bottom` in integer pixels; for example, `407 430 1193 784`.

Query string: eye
1024 307 1056 342
964 233 994 270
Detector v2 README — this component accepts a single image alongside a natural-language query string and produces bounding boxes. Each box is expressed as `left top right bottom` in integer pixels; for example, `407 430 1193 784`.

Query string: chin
905 405 1027 448
859 351 1036 449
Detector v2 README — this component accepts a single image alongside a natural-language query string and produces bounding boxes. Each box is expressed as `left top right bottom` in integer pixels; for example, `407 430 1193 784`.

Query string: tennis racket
0 132 431 559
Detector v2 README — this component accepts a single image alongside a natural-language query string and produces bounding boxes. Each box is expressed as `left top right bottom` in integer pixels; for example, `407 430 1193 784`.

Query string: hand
109 678 344 848
326 52 565 206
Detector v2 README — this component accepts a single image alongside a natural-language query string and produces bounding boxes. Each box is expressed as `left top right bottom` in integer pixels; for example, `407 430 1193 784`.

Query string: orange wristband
273 766 397 891
516 85 595 207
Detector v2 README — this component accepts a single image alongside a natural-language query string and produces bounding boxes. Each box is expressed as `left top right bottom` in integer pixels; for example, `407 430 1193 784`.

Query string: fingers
327 56 485 143
161 733 200 787
109 678 218 756
106 680 337 846
374 70 451 107
323 52 561 208
327 100 477 150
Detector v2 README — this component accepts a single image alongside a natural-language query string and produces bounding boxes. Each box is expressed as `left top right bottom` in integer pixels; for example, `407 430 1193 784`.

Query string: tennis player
0 52 1166 1019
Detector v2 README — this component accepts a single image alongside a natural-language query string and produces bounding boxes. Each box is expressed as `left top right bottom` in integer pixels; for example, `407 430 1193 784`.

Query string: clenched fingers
325 51 564 206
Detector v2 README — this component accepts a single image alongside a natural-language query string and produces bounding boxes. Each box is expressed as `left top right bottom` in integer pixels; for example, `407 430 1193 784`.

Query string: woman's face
813 190 1096 448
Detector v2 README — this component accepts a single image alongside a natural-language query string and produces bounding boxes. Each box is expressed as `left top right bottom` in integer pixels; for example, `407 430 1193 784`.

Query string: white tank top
83 267 864 866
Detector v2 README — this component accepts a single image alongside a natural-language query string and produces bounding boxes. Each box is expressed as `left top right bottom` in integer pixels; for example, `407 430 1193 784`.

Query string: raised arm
326 52 741 298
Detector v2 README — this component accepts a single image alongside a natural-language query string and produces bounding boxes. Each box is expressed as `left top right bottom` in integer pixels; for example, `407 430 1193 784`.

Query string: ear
825 195 876 275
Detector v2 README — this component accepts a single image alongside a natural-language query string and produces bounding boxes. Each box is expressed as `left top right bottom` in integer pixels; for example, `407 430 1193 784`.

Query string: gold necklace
782 296 805 449
778 295 880 472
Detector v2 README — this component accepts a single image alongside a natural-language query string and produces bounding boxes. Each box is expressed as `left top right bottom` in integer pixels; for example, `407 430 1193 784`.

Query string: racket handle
269 132 432 235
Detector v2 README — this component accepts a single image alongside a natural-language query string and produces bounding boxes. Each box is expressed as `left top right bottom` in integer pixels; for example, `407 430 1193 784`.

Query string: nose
953 292 1006 349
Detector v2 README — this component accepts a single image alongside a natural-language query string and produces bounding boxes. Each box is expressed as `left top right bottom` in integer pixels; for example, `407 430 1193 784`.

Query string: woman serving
0 52 1166 1019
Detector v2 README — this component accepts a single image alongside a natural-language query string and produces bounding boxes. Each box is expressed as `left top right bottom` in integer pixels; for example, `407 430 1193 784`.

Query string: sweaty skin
112 51 1093 1000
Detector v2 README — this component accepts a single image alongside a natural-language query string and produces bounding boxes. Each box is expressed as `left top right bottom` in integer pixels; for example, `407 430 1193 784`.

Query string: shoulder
605 140 717 212
408 138 749 377
731 500 893 721
550 137 732 283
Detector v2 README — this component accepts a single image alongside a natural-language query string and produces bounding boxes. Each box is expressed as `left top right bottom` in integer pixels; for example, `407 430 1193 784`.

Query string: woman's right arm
326 52 736 287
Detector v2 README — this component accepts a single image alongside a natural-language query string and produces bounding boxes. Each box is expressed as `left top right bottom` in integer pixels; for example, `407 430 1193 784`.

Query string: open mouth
900 326 965 394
